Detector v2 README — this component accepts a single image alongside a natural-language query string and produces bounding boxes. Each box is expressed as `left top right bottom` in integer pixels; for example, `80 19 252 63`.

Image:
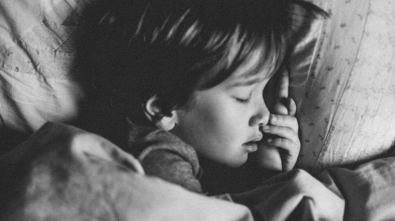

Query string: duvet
1 122 395 221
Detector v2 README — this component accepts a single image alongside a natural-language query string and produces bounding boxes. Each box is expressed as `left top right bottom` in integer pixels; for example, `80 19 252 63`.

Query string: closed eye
235 96 250 103
231 87 253 104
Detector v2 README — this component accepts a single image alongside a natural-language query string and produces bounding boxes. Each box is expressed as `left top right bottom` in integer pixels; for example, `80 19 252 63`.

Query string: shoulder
126 122 202 192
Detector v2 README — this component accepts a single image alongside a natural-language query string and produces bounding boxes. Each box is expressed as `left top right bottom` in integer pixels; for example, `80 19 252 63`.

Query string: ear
144 95 178 130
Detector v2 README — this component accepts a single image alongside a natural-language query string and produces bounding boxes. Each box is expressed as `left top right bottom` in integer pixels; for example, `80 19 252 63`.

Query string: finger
266 137 299 170
273 100 289 115
287 98 297 116
275 68 289 99
266 137 301 156
269 114 299 133
262 125 300 147
271 68 291 115
282 154 298 171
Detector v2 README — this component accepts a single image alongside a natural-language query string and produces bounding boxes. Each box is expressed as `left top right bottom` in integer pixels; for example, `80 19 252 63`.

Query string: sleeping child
79 0 326 195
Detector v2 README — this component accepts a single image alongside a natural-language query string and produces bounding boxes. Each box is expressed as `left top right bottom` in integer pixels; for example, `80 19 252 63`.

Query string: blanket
0 122 253 221
1 122 395 220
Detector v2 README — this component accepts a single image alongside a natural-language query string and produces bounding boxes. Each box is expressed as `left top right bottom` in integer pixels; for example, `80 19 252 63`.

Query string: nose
249 98 270 127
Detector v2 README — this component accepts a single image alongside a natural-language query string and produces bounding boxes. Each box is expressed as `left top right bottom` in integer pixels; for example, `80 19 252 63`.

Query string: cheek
194 96 246 145
178 94 238 146
194 95 234 129
174 92 250 166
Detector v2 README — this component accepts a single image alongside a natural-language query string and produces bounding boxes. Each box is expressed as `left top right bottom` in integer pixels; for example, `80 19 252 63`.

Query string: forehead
226 47 276 86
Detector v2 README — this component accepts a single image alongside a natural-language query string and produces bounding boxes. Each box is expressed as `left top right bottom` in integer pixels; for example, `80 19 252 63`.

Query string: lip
243 142 258 152
248 134 263 143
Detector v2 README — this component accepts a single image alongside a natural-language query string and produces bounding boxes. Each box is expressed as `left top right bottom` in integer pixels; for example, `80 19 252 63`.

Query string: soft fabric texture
126 120 203 193
0 0 90 151
5 122 395 220
327 156 395 221
292 0 395 173
0 122 254 221
231 169 345 221
0 122 346 221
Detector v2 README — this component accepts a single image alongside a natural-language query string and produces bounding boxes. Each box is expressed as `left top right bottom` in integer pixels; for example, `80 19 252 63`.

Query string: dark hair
79 0 326 125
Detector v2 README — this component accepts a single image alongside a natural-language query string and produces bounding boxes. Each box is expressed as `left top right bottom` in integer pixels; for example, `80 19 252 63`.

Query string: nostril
259 123 264 133
249 111 270 127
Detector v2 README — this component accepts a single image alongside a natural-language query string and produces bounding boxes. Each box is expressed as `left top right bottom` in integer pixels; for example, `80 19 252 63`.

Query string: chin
222 157 247 168
203 153 247 168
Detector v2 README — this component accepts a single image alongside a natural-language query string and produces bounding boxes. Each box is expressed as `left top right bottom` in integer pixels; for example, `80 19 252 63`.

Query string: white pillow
0 0 87 149
291 0 395 173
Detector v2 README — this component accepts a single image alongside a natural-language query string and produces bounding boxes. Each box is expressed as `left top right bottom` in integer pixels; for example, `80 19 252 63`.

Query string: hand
254 68 300 172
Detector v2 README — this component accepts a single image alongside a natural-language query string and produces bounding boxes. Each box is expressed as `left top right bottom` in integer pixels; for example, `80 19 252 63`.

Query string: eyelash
235 95 251 103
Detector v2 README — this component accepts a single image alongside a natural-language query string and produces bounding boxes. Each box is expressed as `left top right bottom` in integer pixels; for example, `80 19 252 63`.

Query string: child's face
171 48 272 167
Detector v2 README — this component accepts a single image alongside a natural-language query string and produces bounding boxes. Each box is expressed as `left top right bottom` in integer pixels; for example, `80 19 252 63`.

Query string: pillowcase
291 0 395 173
0 0 88 151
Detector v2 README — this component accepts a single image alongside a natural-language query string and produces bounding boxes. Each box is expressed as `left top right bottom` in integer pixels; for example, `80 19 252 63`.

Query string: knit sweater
125 120 203 193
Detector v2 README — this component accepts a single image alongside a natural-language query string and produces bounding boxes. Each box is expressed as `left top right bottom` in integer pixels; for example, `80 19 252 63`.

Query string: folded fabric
0 122 253 221
3 122 395 221
0 122 346 221
326 156 395 221
231 169 345 221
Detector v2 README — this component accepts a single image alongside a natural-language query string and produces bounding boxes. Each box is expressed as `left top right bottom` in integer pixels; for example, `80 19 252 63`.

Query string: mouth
243 141 258 153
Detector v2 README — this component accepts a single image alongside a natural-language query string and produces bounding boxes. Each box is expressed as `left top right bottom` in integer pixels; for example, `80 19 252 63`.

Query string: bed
1 0 395 220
